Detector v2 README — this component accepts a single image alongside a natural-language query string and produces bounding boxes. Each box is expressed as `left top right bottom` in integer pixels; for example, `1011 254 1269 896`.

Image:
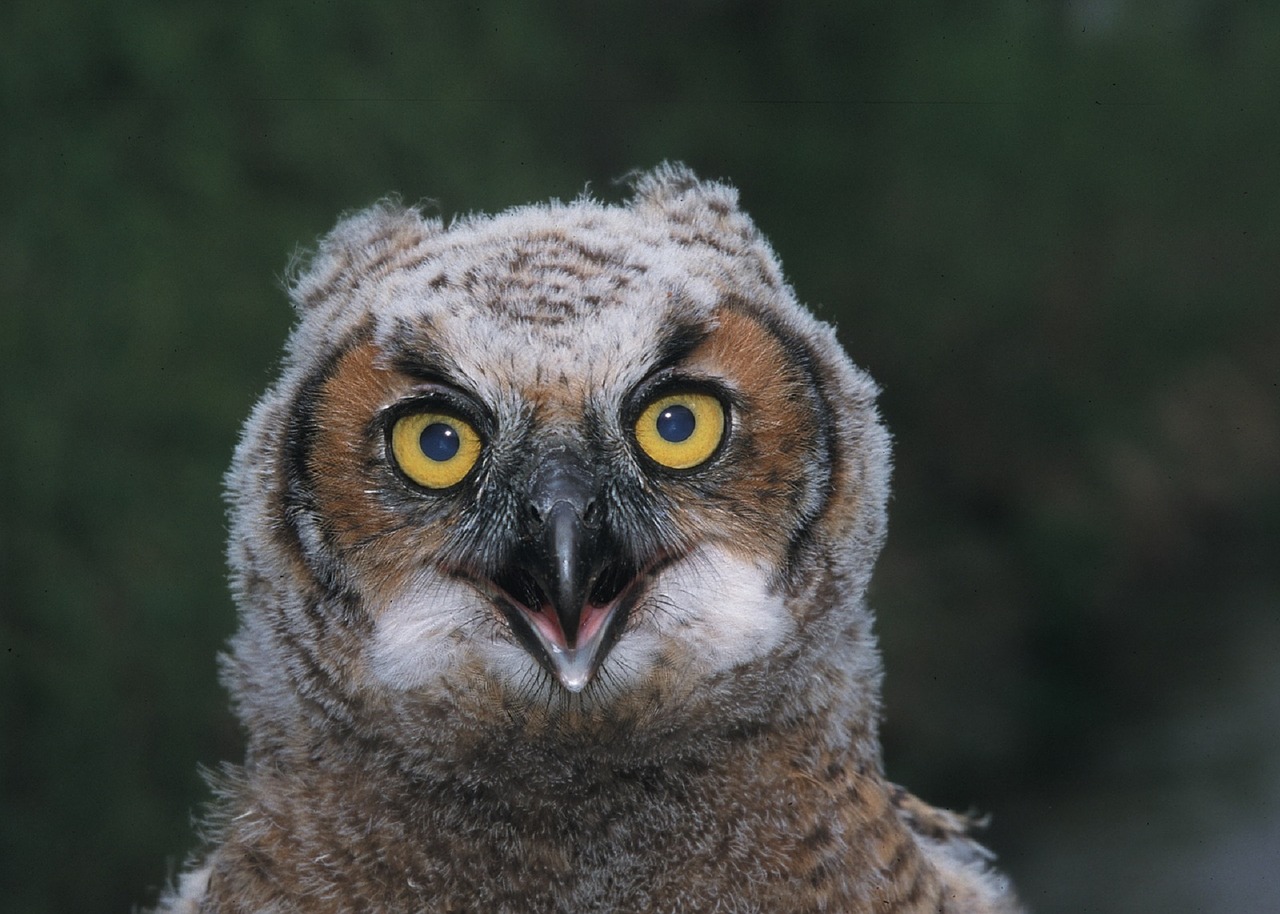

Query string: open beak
491 453 637 692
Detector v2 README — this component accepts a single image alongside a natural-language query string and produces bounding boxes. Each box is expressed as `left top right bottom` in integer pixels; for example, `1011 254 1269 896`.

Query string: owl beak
493 454 634 693
526 501 633 693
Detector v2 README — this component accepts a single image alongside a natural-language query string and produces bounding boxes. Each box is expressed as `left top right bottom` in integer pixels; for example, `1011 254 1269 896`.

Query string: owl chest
388 792 790 911
207 770 942 914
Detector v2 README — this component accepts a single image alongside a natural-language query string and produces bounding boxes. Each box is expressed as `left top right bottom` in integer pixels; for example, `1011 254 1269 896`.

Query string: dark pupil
420 422 460 462
656 404 695 443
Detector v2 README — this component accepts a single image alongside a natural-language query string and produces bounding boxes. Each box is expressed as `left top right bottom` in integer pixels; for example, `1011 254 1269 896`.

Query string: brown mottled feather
187 721 1016 913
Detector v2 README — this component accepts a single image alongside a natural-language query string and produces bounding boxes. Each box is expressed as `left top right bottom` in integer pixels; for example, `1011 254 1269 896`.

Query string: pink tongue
577 603 612 645
526 602 612 650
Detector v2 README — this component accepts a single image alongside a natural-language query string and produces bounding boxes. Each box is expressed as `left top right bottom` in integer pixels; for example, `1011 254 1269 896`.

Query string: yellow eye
389 411 483 490
634 392 726 470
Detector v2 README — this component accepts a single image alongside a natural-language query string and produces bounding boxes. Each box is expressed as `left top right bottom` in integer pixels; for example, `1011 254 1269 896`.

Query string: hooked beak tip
532 607 616 693
556 663 594 694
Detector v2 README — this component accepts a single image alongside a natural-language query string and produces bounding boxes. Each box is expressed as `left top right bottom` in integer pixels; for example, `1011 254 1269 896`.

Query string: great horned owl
156 164 1021 913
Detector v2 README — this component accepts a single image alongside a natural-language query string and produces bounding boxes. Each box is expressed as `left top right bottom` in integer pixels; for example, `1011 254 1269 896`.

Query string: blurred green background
3 2 1278 912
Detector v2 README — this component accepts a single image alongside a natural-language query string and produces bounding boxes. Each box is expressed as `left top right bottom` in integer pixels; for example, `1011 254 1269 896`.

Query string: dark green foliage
3 3 1277 912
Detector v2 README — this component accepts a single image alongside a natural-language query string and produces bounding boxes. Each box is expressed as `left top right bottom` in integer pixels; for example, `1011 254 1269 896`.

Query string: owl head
223 164 890 769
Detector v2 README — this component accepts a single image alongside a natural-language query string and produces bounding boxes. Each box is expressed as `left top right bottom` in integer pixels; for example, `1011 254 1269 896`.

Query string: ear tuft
287 199 442 312
626 161 743 223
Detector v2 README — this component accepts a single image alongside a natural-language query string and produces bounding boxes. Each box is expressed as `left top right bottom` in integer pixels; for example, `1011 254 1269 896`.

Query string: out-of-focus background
3 3 1278 912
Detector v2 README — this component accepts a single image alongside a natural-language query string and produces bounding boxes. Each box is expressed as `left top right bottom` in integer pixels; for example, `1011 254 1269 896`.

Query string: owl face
226 166 890 756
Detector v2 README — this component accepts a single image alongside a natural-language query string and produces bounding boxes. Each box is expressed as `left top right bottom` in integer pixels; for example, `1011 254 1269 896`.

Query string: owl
155 164 1021 913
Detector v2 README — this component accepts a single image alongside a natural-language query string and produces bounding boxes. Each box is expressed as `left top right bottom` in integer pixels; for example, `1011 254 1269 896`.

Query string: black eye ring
379 385 492 493
625 377 733 474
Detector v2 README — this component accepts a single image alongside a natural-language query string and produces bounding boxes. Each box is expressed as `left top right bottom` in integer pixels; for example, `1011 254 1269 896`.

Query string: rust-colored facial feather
307 340 464 610
677 306 832 568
